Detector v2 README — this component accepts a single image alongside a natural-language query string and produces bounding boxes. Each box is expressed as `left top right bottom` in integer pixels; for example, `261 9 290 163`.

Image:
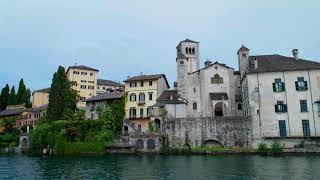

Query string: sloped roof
33 88 50 95
237 45 249 54
97 79 124 87
210 93 229 100
0 108 26 117
67 65 99 72
191 61 234 74
181 39 199 43
233 71 240 75
248 55 320 73
124 74 170 88
156 90 186 104
28 104 48 113
83 93 124 102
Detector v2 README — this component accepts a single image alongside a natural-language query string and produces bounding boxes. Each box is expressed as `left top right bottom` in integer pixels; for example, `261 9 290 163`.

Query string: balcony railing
137 101 145 105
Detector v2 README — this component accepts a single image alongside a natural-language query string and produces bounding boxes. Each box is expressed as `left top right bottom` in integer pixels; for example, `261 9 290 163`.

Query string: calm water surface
0 155 320 180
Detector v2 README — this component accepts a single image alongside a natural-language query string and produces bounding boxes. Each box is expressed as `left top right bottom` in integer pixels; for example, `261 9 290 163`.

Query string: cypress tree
8 86 17 105
16 79 28 105
47 66 78 121
25 88 32 108
0 84 10 110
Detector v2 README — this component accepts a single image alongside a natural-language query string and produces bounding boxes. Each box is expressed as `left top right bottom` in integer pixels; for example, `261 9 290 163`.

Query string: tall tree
8 86 17 105
25 88 32 108
47 66 78 121
16 79 28 105
0 84 10 110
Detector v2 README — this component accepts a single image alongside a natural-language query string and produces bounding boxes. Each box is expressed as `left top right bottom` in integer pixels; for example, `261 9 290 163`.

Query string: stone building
97 79 124 95
123 74 169 134
174 39 242 118
32 88 50 108
238 46 320 147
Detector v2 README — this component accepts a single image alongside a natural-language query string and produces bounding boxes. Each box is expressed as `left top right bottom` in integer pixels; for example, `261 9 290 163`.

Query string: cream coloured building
66 65 99 108
32 88 50 108
123 74 170 133
97 79 124 95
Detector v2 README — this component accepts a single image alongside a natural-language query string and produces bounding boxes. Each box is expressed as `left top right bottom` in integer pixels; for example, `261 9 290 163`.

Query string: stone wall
162 116 251 148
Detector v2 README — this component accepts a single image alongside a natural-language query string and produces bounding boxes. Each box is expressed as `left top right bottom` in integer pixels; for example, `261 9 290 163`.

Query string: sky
0 0 320 91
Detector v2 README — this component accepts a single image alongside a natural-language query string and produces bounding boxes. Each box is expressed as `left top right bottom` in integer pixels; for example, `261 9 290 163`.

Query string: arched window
192 47 195 54
211 74 223 84
185 47 188 54
130 94 136 102
188 47 192 54
193 102 197 110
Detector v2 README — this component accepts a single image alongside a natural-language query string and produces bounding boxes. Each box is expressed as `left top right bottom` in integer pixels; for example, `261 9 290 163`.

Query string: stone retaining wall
162 116 251 148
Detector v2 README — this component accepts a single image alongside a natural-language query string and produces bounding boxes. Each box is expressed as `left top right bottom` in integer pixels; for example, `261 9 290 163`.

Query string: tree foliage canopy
0 84 10 110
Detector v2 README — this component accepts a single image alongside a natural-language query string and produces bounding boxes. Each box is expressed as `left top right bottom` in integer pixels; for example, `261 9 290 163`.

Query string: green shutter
272 83 276 92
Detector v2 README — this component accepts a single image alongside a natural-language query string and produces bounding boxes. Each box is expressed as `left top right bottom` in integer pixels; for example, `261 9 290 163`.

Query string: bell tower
237 45 250 80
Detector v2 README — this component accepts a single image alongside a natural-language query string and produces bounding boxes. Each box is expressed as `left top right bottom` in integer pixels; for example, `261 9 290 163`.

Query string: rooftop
97 79 124 87
83 92 124 102
156 90 187 105
67 65 99 72
33 87 50 95
124 74 170 88
248 55 320 73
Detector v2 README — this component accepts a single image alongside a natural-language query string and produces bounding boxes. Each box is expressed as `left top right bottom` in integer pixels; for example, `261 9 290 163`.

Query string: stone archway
154 118 161 132
203 139 224 148
123 126 128 135
147 139 155 150
214 102 227 116
21 138 28 147
136 139 144 150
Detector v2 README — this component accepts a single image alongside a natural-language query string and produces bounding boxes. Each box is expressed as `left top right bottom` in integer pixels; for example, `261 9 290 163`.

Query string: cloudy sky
0 0 319 91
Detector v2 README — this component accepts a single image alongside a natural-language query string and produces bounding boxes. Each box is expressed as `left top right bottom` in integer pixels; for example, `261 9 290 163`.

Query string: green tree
47 66 78 121
0 84 10 110
25 88 32 108
16 79 27 105
8 86 17 105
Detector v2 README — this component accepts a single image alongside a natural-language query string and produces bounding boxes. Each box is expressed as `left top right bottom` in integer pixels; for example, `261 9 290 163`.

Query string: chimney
204 60 212 67
292 49 299 60
173 82 178 90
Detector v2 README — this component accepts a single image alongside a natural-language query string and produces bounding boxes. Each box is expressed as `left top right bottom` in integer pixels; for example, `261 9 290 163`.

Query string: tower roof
176 39 199 48
237 45 249 54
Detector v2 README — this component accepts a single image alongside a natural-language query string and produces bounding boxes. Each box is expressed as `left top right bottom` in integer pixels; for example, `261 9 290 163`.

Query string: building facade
123 74 169 134
97 79 124 95
175 39 242 118
66 65 99 108
238 47 320 147
32 88 50 108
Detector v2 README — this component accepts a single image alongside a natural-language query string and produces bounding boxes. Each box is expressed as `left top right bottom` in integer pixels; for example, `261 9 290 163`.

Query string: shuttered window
279 120 287 137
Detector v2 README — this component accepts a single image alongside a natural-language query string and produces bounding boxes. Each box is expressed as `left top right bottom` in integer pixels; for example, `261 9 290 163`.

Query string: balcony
137 101 145 106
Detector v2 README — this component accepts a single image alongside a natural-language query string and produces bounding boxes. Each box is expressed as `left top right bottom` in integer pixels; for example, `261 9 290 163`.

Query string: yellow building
66 65 99 108
123 74 169 133
32 88 50 108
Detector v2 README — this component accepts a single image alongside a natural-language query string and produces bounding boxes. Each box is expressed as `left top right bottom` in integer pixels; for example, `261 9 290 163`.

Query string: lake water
1 155 320 179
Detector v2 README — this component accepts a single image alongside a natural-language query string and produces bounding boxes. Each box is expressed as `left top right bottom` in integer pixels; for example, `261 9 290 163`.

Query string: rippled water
1 155 320 179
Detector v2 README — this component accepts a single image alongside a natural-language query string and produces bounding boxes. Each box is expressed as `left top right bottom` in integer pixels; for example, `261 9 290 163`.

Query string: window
275 101 287 113
139 93 145 103
103 87 106 90
81 80 87 83
302 120 310 137
88 81 94 83
81 72 87 75
192 47 195 54
130 94 136 102
147 107 152 117
80 85 87 89
295 77 308 91
193 102 197 110
80 97 86 101
317 103 320 112
90 73 93 76
130 82 137 87
180 61 184 65
140 108 144 118
149 93 153 101
141 81 144 87
193 87 196 93
238 104 242 110
149 81 153 86
273 78 285 92
185 47 188 54
242 53 247 58
88 86 94 90
73 71 79 74
211 74 223 84
279 120 287 137
300 100 308 112
130 108 136 118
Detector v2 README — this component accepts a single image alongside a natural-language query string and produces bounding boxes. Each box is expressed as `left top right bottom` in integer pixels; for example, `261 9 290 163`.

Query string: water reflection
0 155 320 179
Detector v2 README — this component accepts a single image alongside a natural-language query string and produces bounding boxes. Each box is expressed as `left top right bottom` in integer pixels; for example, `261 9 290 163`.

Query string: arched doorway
147 139 155 149
154 118 161 132
203 139 224 148
136 139 144 150
214 102 227 116
21 138 28 147
123 126 128 135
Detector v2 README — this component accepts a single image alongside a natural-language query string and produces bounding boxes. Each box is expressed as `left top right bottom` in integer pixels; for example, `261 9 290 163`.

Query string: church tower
237 45 250 80
176 39 200 91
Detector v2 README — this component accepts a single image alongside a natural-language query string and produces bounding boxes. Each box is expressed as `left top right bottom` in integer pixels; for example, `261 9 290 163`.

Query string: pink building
16 105 47 128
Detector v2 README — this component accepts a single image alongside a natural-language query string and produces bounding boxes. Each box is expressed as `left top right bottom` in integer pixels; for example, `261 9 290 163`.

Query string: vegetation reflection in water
1 155 320 179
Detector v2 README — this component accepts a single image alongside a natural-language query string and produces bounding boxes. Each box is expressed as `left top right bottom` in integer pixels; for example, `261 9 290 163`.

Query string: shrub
258 143 269 154
270 141 284 155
